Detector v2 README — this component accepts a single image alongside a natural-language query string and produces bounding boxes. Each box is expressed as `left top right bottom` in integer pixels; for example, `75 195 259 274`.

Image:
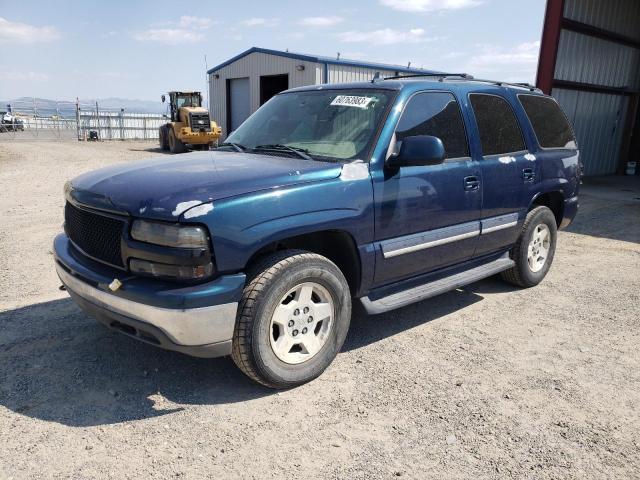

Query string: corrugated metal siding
327 65 399 83
209 52 322 137
564 0 640 41
555 30 640 89
554 88 629 175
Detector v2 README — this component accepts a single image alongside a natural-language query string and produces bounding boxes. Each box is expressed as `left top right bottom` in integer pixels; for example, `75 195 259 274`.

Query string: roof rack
375 73 543 92
447 77 543 92
379 73 474 81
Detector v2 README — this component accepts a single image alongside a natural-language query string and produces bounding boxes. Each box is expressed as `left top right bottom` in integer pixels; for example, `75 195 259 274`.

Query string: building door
554 89 629 176
227 77 251 133
260 74 288 106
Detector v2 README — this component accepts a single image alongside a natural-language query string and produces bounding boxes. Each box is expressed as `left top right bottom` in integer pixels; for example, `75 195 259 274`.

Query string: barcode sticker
330 95 374 109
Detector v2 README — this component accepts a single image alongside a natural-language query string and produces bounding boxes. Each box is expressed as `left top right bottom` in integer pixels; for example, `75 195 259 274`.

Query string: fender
193 175 376 273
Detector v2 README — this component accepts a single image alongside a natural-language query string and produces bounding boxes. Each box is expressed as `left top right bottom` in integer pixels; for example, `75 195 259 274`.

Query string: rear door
468 92 536 258
372 90 482 286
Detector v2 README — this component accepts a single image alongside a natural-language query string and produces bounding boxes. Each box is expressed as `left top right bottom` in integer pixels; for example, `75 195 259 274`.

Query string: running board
360 254 515 315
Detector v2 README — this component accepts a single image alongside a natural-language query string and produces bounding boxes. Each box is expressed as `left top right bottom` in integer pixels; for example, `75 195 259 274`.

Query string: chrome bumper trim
56 263 237 346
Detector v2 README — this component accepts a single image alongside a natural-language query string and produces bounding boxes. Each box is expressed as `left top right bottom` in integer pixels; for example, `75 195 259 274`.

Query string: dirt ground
0 140 639 480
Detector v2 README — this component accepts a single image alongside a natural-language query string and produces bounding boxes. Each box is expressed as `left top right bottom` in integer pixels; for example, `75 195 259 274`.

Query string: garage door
228 77 250 133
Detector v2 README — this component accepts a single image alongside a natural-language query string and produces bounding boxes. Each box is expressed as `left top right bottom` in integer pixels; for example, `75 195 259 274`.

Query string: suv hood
69 151 343 221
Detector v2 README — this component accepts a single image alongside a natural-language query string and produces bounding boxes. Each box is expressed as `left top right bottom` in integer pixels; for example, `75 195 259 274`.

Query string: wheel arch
529 190 564 227
244 229 362 296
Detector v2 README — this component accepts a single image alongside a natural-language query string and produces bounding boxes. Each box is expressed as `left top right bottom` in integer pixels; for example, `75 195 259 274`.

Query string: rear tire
231 250 351 389
501 206 557 288
168 128 186 153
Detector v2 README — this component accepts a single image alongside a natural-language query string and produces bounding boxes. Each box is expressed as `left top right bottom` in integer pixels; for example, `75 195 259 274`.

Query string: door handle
463 176 480 191
522 168 535 182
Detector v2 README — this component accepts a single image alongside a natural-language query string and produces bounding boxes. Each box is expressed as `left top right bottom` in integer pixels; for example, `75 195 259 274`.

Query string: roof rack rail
379 73 474 81
375 73 543 92
448 77 543 92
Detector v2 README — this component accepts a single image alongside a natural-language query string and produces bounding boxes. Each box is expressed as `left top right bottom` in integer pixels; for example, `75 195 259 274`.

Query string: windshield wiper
253 144 313 161
217 142 246 152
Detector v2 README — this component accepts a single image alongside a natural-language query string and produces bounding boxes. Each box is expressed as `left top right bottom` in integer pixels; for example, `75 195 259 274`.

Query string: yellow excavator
159 91 222 153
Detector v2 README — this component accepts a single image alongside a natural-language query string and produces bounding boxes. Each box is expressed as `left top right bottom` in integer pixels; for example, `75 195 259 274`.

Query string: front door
373 91 482 286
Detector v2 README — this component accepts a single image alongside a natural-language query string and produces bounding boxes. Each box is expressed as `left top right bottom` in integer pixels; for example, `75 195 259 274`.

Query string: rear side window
519 95 576 149
469 94 525 156
395 92 469 159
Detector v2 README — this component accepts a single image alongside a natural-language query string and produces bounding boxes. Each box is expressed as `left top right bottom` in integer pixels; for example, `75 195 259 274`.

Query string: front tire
159 126 169 150
231 250 351 389
168 128 186 153
501 206 557 288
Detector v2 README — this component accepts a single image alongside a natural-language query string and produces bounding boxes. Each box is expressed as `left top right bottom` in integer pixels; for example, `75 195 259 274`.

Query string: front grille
189 113 211 132
65 202 125 267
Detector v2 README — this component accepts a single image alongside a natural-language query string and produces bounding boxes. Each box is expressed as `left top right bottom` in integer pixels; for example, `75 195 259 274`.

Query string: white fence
77 111 164 140
1 99 166 141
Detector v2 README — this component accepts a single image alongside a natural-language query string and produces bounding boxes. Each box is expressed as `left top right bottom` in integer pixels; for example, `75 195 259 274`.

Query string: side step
360 254 515 314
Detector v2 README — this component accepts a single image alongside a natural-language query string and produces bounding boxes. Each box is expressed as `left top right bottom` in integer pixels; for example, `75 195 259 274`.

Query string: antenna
204 54 209 111
407 61 411 68
337 52 341 60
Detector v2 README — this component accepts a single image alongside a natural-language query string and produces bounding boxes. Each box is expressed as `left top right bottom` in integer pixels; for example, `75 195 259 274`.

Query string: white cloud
178 16 214 29
0 17 60 43
0 71 50 81
299 16 344 27
133 28 205 45
133 16 214 44
467 41 541 82
380 0 482 12
241 17 280 27
336 28 439 45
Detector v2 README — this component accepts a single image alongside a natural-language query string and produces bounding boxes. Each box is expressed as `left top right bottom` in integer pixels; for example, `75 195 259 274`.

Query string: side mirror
389 135 446 168
161 95 166 103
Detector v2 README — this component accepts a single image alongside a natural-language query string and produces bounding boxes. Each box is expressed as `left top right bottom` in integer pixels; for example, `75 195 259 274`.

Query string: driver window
395 92 469 160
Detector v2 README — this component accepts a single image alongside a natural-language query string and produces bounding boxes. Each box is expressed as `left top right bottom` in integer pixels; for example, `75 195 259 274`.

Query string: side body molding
379 212 521 259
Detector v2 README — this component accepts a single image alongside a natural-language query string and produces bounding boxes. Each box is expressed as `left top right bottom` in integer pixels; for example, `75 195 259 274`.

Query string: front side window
519 94 577 149
225 89 394 161
395 92 469 159
470 93 526 156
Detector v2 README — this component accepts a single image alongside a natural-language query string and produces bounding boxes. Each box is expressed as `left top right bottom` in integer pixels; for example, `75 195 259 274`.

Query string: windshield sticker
330 95 374 109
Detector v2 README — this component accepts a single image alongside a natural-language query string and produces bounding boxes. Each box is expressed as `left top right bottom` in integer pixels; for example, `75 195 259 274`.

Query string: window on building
395 92 469 159
470 94 526 156
519 94 576 149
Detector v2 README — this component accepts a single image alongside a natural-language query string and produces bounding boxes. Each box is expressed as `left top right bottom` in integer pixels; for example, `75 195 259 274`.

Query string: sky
0 0 546 101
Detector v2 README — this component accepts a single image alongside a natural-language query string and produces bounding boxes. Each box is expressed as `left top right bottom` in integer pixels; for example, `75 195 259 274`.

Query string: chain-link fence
0 99 165 142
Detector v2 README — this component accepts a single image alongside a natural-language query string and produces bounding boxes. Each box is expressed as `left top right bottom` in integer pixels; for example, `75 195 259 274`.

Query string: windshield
176 94 201 108
225 89 394 161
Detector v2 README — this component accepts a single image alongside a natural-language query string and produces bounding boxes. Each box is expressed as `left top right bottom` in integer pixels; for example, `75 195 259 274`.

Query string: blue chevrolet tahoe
54 75 580 388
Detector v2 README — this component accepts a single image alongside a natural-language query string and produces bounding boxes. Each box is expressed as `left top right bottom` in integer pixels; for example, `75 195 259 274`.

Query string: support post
536 0 565 94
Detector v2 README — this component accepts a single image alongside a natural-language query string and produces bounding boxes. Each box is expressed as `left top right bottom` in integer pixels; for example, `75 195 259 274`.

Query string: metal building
537 0 640 176
207 47 435 138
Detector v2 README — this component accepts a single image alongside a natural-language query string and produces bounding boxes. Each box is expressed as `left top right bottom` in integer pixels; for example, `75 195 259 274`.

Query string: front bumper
54 233 245 358
180 129 221 144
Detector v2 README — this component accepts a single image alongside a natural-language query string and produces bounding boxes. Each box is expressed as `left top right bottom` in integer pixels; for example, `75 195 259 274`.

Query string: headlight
131 220 209 248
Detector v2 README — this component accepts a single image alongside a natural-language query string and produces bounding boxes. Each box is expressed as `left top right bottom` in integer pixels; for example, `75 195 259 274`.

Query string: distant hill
1 97 167 118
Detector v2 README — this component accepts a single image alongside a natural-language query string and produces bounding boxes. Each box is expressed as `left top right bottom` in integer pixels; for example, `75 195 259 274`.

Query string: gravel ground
1 140 639 480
